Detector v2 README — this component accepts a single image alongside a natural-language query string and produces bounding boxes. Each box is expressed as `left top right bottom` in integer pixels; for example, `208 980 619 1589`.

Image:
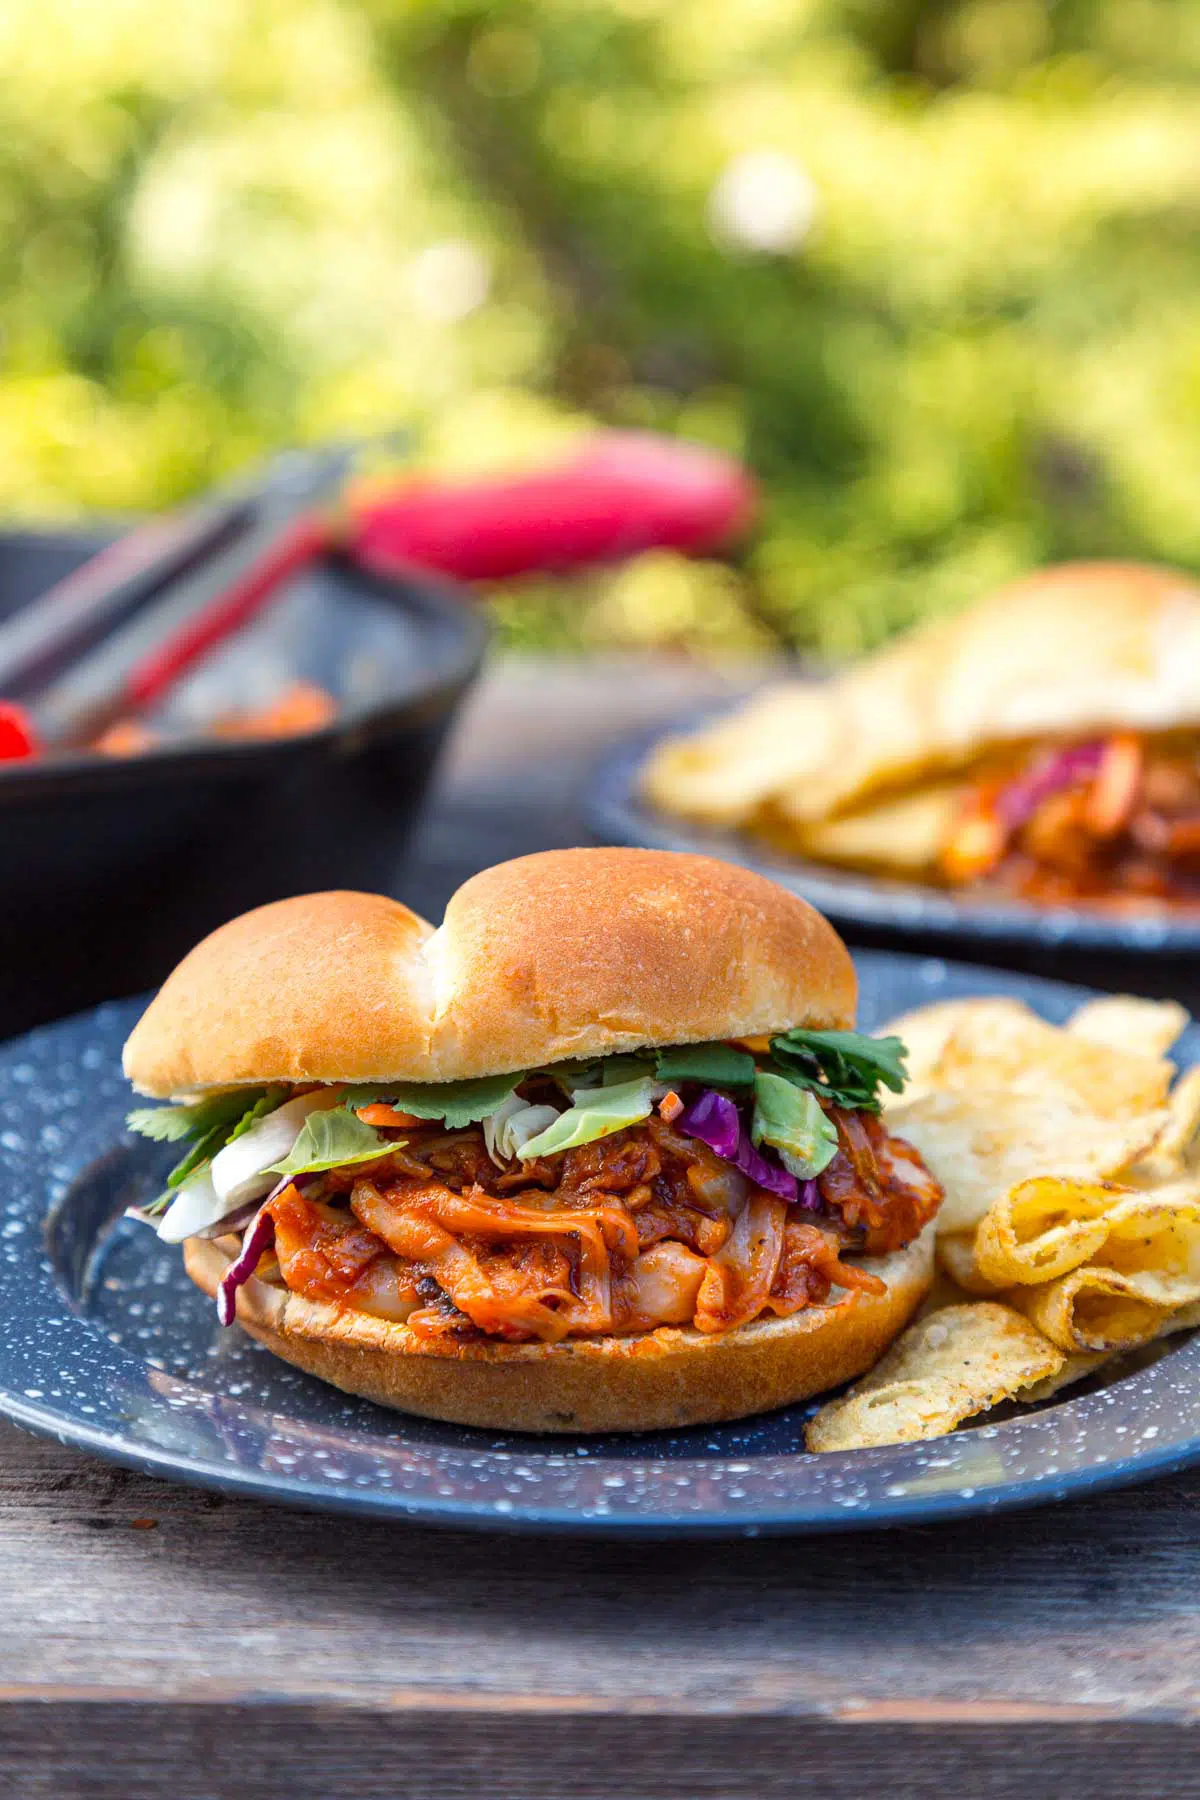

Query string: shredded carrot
355 1103 422 1129
941 804 1008 883
658 1090 684 1123
1085 732 1144 837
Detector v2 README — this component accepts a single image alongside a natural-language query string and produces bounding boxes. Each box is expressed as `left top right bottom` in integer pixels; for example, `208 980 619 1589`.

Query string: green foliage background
3 0 1199 654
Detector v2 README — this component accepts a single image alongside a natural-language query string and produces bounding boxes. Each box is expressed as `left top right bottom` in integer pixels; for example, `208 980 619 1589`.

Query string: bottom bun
185 1228 935 1434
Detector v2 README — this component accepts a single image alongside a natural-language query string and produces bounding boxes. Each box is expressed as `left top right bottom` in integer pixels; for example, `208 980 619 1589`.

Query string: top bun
123 848 856 1096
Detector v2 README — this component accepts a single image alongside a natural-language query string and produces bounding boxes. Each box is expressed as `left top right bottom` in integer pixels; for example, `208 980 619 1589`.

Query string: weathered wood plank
2 1418 1199 1716
0 1705 1197 1800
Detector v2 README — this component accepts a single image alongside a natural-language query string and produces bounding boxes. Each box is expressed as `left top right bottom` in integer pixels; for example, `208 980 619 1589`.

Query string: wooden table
3 658 1199 1800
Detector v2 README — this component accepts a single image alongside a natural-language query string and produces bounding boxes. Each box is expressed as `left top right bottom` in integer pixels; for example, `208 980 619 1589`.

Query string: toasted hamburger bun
184 1227 934 1433
123 847 856 1096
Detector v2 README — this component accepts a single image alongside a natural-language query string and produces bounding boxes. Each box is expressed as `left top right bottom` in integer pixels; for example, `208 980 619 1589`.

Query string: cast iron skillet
0 529 487 1037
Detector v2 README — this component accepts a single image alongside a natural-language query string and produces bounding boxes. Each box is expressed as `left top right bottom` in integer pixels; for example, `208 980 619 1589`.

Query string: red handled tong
0 432 755 759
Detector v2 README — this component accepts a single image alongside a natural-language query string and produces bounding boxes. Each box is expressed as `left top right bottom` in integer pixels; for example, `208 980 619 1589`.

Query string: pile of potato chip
806 993 1200 1452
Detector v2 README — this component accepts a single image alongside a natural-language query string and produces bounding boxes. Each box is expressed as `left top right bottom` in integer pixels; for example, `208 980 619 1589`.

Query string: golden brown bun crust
427 849 855 1081
183 1227 933 1433
122 891 438 1097
124 850 856 1096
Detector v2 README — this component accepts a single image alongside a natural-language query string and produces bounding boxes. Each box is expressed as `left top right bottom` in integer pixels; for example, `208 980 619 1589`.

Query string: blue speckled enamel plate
3 954 1199 1537
587 722 1200 956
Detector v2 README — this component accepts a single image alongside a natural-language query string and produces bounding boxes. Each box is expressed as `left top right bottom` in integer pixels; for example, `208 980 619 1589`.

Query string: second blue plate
586 721 1200 959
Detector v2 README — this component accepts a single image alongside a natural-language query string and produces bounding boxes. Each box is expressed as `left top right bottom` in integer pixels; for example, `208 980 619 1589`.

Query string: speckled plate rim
1 963 1198 1539
1 1380 1198 1539
586 718 1200 956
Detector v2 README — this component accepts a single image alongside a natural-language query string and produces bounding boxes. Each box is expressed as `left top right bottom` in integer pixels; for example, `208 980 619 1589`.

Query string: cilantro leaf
768 1029 908 1114
654 1043 756 1088
340 1074 521 1130
126 1089 254 1145
128 1086 286 1192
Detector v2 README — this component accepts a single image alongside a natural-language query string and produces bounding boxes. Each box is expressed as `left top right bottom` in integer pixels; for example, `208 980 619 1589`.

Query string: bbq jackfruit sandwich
123 848 942 1432
644 562 1200 904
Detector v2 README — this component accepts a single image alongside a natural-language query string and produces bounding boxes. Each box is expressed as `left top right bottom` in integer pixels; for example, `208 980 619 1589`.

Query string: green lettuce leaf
516 1078 656 1161
270 1108 397 1179
750 1071 838 1176
654 1042 756 1087
340 1073 521 1130
768 1029 908 1113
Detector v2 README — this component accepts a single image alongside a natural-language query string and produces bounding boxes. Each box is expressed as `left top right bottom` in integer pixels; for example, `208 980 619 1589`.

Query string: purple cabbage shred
213 1173 332 1326
678 1089 799 1203
216 1203 276 1327
997 741 1105 831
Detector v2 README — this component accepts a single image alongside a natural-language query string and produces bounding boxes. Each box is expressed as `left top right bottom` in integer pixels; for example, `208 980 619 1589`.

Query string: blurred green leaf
1 0 1198 649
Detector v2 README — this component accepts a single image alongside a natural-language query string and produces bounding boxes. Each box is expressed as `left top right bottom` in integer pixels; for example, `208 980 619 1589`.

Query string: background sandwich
123 848 941 1432
644 562 1200 903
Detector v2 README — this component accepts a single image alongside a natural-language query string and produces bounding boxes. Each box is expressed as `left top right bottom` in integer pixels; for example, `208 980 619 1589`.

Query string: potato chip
1168 1297 1200 1332
1103 1183 1200 1260
1067 995 1188 1060
886 1085 1165 1234
783 785 962 875
1015 1269 1182 1352
1018 1297 1200 1401
772 629 935 826
640 683 833 826
1141 1066 1200 1175
805 1376 980 1451
973 1177 1131 1287
805 1303 1063 1452
878 999 1021 1099
1003 1185 1200 1350
929 999 1173 1119
1011 1205 1200 1346
936 1230 1004 1295
1019 1350 1113 1403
